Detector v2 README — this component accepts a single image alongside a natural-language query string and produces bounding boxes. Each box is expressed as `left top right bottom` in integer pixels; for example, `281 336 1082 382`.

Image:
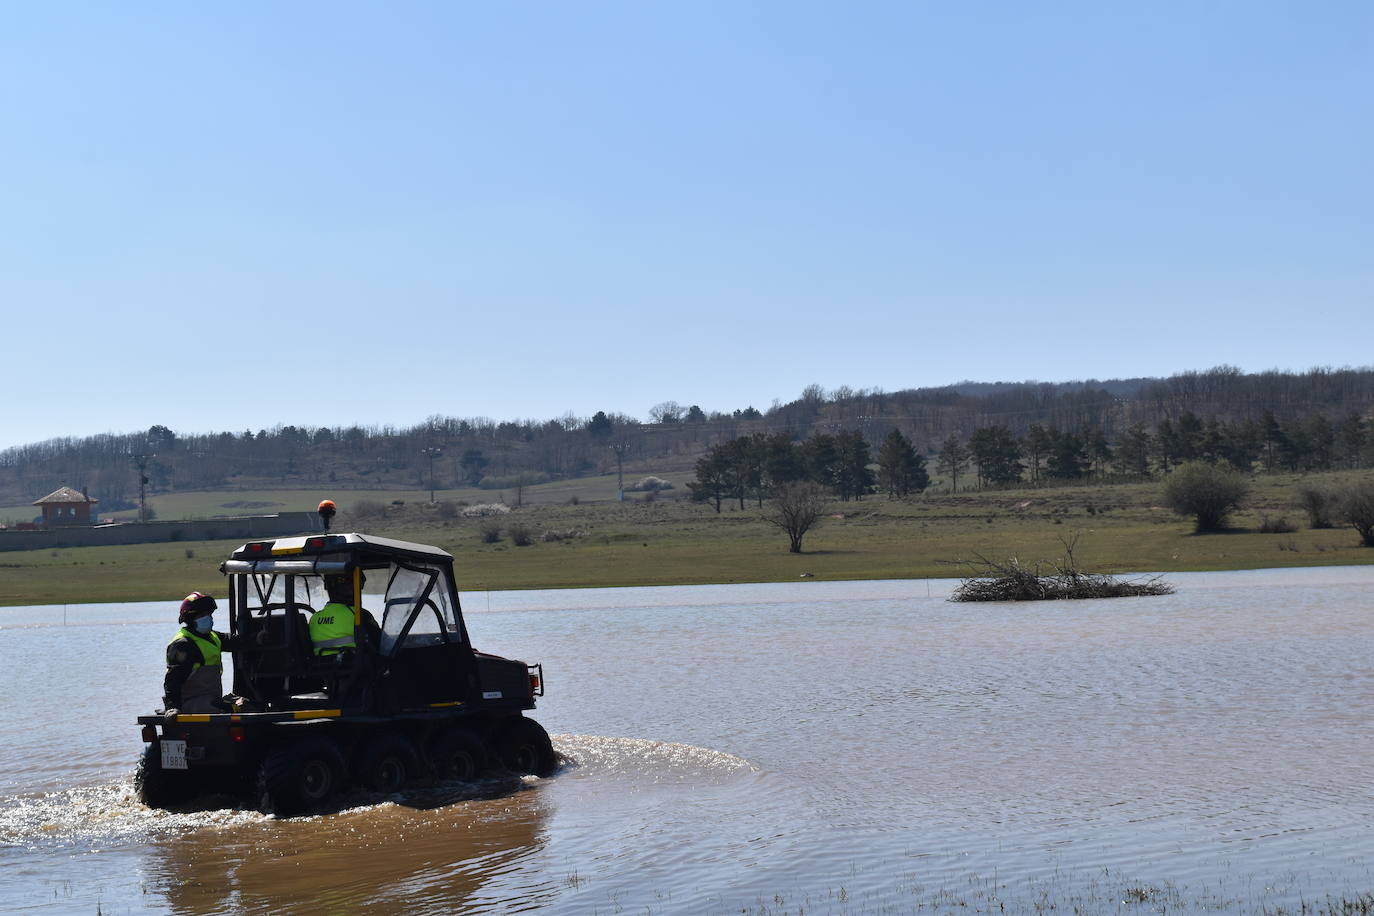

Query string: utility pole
132 454 152 523
610 441 630 501
421 447 442 503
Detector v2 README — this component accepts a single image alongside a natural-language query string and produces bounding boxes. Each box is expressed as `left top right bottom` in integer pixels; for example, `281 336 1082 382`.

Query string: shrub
1258 515 1297 534
1339 480 1374 547
1160 461 1249 532
435 500 458 519
508 523 533 546
479 521 502 543
1297 485 1336 529
541 528 586 542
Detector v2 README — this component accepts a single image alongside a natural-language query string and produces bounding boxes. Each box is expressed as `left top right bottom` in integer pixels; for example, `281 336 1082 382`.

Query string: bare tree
763 482 827 553
649 401 685 424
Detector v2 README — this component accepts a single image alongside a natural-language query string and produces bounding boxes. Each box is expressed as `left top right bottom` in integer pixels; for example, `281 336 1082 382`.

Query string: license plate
160 740 188 770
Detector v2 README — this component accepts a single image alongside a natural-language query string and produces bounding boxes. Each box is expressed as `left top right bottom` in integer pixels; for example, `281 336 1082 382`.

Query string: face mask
192 616 214 634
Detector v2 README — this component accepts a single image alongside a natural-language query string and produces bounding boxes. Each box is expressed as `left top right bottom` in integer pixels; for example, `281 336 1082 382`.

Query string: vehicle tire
355 733 419 794
135 743 194 809
256 735 346 816
493 716 557 777
427 727 486 781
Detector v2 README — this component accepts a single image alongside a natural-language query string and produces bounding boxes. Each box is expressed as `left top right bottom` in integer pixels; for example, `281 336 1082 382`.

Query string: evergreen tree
936 434 970 493
587 411 614 438
801 433 840 492
1155 418 1177 473
831 430 876 500
761 432 804 487
1280 420 1314 471
1084 426 1112 478
688 445 730 512
1306 413 1335 470
1339 413 1366 469
1046 428 1088 479
968 425 1022 487
1261 410 1287 471
1216 419 1261 470
1174 411 1204 462
1023 424 1051 485
1113 424 1152 477
876 429 928 498
723 437 761 509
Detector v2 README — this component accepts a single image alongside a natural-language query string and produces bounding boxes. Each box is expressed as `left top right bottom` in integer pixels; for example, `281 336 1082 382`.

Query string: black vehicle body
136 532 554 814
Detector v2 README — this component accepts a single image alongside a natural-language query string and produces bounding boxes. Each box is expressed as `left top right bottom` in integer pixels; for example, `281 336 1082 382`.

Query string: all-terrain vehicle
135 526 555 815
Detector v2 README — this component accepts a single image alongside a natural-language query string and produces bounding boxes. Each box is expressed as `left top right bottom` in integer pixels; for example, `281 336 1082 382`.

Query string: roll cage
221 533 475 707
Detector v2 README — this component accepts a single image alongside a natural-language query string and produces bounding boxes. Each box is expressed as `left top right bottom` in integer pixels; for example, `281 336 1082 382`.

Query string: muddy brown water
2 568 1372 914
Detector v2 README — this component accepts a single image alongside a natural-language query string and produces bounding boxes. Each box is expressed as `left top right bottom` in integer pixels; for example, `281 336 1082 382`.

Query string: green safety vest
170 627 224 712
310 602 356 655
174 627 223 670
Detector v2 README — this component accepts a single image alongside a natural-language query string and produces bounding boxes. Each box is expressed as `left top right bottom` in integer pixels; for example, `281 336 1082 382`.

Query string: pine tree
936 434 970 493
877 429 928 498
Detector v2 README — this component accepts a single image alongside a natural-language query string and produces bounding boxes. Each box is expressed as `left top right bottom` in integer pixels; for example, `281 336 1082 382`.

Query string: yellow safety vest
174 627 222 670
170 627 224 713
309 602 356 655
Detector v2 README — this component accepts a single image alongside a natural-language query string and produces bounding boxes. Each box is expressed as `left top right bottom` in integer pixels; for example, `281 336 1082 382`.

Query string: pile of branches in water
950 537 1174 602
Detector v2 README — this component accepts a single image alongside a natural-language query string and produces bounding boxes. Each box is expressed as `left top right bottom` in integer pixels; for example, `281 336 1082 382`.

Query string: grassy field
0 474 667 526
3 470 1372 607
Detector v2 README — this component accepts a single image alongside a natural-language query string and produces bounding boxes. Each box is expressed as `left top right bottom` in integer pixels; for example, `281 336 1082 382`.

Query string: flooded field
2 568 1372 914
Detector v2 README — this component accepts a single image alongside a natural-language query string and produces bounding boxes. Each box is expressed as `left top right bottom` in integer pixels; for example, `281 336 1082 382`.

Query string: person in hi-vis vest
310 574 366 656
163 592 255 716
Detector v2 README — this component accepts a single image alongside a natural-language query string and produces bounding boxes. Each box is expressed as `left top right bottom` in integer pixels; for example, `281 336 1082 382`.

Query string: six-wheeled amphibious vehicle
136 531 554 814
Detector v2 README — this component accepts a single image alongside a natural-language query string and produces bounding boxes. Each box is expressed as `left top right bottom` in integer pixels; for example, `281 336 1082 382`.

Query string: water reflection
146 787 554 916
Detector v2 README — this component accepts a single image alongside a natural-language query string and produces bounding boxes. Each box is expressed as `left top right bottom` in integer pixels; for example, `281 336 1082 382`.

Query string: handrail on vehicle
223 559 352 575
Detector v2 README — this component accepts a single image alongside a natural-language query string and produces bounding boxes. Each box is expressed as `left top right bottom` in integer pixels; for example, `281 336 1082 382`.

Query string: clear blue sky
3 2 1370 451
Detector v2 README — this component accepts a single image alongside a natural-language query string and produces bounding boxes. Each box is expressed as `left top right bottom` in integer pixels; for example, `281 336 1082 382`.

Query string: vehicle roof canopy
224 532 453 575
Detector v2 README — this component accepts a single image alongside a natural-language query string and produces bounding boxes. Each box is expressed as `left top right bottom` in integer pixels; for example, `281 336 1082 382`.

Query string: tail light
141 725 157 743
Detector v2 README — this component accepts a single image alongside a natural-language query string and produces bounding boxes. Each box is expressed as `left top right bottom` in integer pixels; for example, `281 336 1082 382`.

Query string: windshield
378 562 461 654
241 572 323 616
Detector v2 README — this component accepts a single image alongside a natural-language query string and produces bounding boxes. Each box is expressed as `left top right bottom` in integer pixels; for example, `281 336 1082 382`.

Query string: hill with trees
4 365 1374 512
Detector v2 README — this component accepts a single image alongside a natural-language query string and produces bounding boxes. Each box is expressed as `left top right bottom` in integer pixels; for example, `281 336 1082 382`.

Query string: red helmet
178 591 217 622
